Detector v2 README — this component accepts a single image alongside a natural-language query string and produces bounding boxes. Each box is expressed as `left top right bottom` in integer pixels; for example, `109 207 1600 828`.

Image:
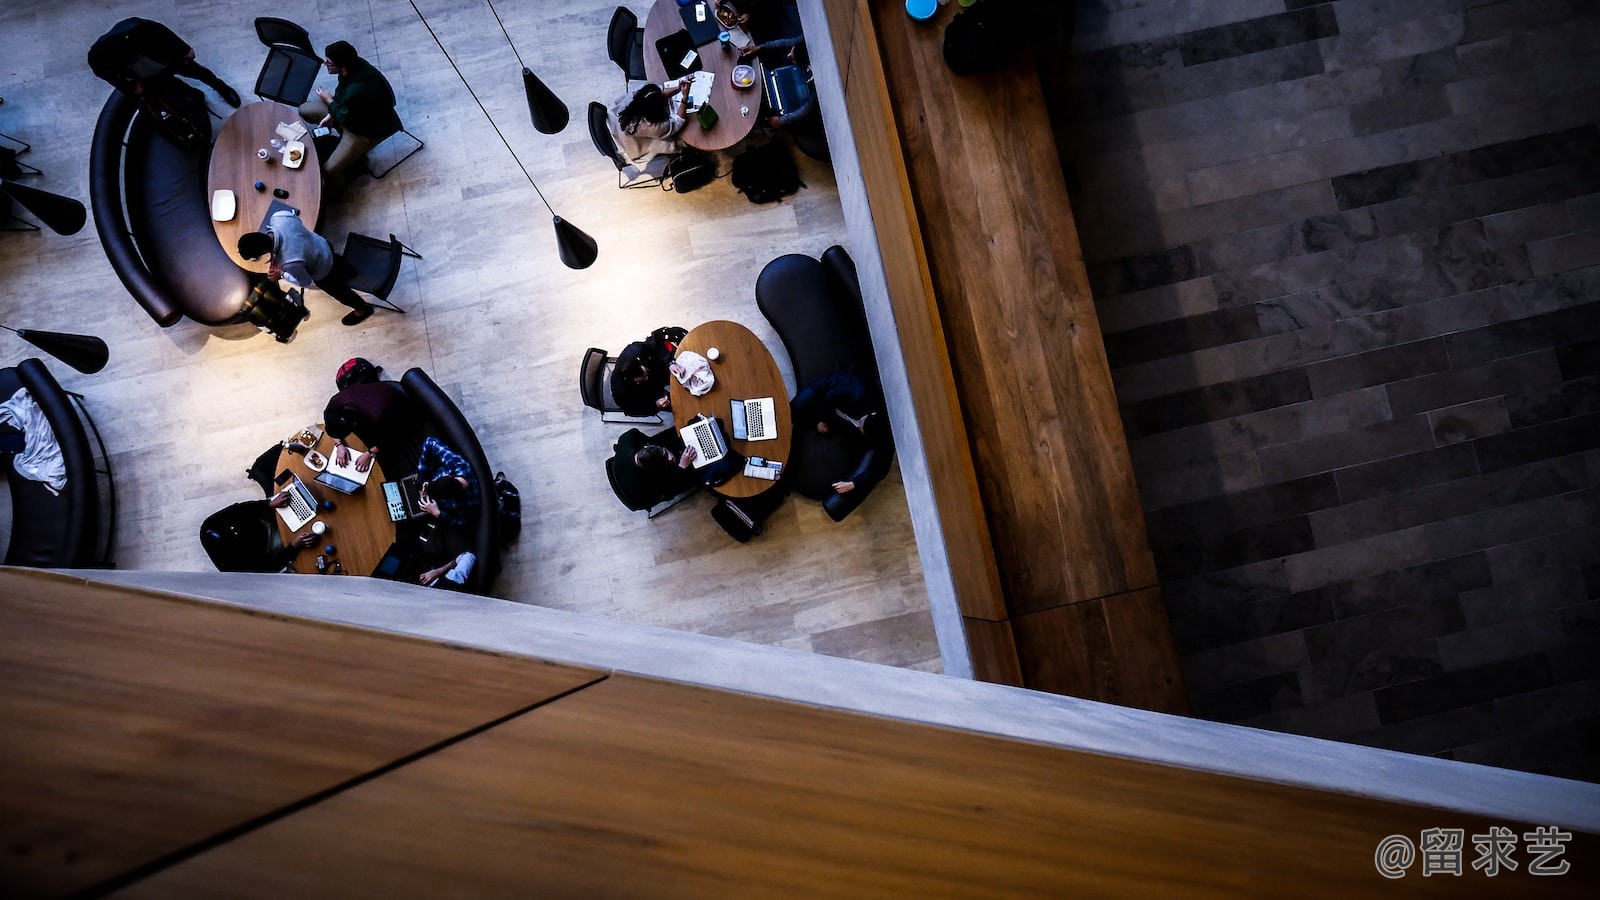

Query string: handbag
663 149 716 193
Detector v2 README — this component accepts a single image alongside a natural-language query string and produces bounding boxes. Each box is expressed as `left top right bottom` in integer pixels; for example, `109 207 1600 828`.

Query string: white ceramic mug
707 347 721 361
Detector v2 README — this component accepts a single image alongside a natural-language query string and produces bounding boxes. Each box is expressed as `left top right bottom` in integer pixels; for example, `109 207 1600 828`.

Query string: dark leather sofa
388 368 502 593
756 246 893 521
0 358 114 567
90 90 252 326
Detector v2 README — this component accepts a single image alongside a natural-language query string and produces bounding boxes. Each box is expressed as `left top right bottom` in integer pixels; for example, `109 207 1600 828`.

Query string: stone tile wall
1042 0 1599 779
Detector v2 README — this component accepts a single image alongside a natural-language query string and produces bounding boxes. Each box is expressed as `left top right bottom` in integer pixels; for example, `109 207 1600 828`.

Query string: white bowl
210 189 236 221
732 64 756 89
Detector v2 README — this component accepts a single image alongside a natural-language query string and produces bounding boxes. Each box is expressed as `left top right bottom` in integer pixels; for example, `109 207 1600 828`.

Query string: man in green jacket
299 41 399 190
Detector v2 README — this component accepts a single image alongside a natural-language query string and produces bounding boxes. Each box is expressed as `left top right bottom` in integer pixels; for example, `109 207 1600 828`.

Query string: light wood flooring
0 0 937 671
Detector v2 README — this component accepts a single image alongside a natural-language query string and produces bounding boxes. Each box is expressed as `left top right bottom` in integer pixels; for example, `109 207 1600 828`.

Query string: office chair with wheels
253 18 321 105
607 7 647 88
587 101 667 189
581 347 665 425
339 232 421 314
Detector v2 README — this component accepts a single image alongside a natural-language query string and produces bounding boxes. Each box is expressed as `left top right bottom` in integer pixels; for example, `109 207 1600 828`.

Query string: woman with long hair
611 81 691 164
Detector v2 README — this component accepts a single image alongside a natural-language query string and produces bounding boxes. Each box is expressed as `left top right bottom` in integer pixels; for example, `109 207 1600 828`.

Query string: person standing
237 209 376 325
322 358 420 471
87 18 241 107
299 41 400 190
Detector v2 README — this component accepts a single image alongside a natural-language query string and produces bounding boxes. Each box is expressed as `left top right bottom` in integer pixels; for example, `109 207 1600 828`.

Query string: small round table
669 320 792 499
208 101 323 273
642 0 765 152
273 431 395 576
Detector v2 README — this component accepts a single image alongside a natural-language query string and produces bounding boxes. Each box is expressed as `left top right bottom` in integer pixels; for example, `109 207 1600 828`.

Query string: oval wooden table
642 0 764 152
669 320 792 499
208 101 323 273
273 431 395 577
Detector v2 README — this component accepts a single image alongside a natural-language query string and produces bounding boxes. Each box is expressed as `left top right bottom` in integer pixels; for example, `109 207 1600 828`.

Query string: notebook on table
731 397 777 441
680 414 729 468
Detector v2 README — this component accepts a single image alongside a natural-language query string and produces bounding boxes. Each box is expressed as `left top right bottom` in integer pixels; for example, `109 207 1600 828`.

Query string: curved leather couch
395 368 502 593
90 90 251 326
0 358 112 567
756 246 893 521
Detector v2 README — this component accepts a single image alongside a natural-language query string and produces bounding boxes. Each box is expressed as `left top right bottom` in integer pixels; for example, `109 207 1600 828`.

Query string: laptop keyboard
745 401 765 438
694 423 719 458
285 484 315 522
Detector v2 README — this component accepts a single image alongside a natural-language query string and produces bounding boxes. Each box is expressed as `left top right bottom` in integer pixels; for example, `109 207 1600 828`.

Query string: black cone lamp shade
523 67 569 135
552 216 597 269
1 325 109 374
0 179 87 236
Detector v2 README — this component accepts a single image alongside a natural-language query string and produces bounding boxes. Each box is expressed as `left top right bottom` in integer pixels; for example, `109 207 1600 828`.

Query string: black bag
139 82 211 152
943 2 1022 76
732 141 803 204
663 149 716 193
711 497 761 543
493 471 522 546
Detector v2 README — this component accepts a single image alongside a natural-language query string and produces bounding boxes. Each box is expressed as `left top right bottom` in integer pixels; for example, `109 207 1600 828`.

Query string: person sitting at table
299 40 399 191
322 357 421 473
613 427 738 504
741 39 814 131
419 551 477 591
792 371 893 498
238 209 377 326
610 81 692 165
206 499 316 573
87 17 241 107
414 436 481 529
610 327 685 416
734 0 803 47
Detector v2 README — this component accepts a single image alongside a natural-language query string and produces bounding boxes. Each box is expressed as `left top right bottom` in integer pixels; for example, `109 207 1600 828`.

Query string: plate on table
732 64 756 89
210 189 236 221
281 140 307 169
304 449 327 472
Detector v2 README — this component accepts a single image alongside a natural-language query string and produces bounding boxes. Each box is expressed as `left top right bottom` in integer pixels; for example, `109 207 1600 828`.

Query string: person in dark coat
322 358 420 472
609 327 685 417
299 41 400 189
87 17 240 106
792 371 893 497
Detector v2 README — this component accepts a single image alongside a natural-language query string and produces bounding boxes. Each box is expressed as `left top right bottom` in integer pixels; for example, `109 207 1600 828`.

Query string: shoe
218 85 242 108
341 306 375 326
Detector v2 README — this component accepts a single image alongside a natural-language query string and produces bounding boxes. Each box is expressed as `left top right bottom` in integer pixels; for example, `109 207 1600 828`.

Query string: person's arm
278 259 314 288
771 89 814 130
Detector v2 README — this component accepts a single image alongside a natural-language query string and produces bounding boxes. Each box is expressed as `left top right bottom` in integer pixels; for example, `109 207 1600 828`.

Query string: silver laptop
731 397 777 441
383 475 426 522
275 474 318 531
314 448 374 494
679 415 728 468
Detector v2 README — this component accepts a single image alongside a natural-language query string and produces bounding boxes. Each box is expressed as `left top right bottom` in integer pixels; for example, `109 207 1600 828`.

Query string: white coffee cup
707 347 721 361
257 148 271 160
311 521 327 536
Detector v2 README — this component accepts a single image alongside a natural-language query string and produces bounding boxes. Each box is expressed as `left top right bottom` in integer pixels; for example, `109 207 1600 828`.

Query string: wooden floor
13 571 1596 897
0 0 936 671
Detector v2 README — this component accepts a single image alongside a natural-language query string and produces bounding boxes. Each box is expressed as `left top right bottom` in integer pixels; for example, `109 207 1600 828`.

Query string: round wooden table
273 431 395 576
642 0 764 152
670 320 792 499
208 101 323 273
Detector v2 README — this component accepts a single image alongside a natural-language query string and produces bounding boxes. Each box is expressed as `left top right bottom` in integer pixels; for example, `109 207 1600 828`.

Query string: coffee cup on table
257 148 271 160
707 347 721 362
719 30 731 50
311 521 327 536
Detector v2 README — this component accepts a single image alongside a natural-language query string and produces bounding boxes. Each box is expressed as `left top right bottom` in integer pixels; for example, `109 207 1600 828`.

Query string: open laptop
765 65 810 117
730 397 777 441
313 448 375 494
383 474 426 522
679 414 729 469
274 474 318 531
679 1 722 45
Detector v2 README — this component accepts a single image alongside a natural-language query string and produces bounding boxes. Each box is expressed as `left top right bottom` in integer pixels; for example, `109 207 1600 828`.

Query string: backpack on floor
663 149 717 193
494 471 522 546
711 497 761 543
732 140 803 204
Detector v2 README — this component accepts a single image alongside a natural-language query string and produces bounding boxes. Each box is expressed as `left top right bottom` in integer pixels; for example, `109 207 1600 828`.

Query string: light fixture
1 325 109 374
410 0 594 269
482 0 571 135
1 148 87 236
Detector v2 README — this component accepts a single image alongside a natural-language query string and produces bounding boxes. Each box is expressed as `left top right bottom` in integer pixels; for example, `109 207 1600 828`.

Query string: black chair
581 347 664 425
200 500 289 573
587 101 666 189
340 232 421 314
607 7 647 88
605 456 697 519
253 18 321 105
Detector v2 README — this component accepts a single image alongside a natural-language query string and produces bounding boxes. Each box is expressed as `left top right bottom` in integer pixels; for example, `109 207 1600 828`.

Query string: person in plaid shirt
414 436 480 529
